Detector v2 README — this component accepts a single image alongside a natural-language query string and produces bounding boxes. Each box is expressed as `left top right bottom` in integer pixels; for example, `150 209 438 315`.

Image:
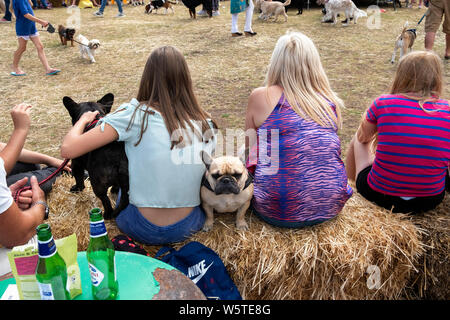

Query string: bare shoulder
249 87 268 103
249 86 283 108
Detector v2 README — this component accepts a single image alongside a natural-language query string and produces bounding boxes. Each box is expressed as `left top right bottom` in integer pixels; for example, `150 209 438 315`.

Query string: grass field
0 2 449 158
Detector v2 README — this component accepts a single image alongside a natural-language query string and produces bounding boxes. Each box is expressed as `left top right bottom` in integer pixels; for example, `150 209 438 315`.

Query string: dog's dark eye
211 173 220 180
233 173 242 180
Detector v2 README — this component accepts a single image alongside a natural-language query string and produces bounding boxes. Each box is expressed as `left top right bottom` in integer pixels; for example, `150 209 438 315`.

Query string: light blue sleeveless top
98 98 216 208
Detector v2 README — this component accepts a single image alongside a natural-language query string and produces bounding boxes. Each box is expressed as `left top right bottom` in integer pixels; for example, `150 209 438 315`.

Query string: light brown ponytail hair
131 46 217 147
390 50 444 111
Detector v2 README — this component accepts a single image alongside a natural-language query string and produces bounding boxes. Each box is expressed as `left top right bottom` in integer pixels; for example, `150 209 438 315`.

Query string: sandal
46 70 60 75
10 72 26 76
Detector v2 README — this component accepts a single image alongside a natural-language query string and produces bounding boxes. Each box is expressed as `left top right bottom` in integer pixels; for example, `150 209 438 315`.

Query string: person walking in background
31 0 51 9
230 0 256 37
0 0 12 23
11 0 60 76
424 0 450 59
198 0 220 17
93 0 125 17
410 0 424 9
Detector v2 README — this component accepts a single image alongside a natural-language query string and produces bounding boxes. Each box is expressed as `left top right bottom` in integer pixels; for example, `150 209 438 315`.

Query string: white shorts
17 32 39 41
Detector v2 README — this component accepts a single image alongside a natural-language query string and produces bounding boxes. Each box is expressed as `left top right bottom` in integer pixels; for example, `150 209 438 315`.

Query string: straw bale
46 174 448 299
404 197 449 300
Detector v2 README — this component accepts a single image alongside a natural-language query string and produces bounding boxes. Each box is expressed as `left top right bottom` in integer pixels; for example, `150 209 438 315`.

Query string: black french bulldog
62 93 129 220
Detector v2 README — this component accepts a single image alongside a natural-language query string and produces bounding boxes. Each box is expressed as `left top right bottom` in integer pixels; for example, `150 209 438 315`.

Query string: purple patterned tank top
247 93 352 225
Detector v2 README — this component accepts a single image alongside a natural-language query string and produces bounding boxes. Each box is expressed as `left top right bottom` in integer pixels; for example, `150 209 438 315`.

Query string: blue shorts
115 204 206 245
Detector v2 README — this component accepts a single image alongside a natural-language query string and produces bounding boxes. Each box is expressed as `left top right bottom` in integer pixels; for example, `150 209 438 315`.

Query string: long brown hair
131 46 217 147
389 50 444 110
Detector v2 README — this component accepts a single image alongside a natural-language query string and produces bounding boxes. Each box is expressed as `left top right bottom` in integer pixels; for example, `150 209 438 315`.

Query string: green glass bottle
86 208 119 300
35 223 71 300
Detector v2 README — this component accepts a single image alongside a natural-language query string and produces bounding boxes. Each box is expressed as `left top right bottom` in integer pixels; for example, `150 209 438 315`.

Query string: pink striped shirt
366 94 450 197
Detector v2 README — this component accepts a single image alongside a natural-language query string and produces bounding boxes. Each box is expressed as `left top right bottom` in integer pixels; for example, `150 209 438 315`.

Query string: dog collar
407 29 417 37
244 171 254 190
201 174 215 192
201 171 254 192
84 115 104 132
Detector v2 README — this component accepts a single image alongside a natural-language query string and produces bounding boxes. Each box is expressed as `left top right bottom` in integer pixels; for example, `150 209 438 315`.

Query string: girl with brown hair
61 46 217 244
345 50 450 213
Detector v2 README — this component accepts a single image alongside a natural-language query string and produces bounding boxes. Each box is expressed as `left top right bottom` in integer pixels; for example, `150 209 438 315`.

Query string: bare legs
13 36 59 75
425 32 450 57
345 135 375 182
12 38 27 75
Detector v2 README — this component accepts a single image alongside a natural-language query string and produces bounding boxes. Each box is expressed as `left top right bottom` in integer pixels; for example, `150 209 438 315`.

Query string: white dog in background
77 34 101 63
317 0 367 26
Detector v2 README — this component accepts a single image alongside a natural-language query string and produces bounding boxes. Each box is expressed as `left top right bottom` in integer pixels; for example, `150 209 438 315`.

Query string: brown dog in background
391 22 416 64
58 25 76 47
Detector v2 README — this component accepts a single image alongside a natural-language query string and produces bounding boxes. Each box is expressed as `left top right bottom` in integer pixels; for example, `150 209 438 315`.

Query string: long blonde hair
265 31 344 129
390 50 444 110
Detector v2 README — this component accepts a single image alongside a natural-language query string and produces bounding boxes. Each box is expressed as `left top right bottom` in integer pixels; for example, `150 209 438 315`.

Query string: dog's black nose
221 177 231 184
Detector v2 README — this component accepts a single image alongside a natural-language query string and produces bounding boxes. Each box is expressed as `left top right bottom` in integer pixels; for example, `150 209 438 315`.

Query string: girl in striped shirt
346 51 450 213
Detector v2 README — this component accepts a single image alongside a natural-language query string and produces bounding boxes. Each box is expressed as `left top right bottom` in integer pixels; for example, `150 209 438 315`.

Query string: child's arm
0 143 70 171
23 13 48 27
60 111 119 159
0 104 32 175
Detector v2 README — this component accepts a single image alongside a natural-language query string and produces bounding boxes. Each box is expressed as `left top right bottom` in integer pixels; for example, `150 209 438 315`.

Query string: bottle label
37 237 57 258
88 263 105 287
38 283 55 300
90 220 107 238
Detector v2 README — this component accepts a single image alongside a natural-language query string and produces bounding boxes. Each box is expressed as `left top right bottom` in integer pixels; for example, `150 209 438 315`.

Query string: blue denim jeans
31 0 49 8
115 204 206 245
2 0 12 21
100 0 123 13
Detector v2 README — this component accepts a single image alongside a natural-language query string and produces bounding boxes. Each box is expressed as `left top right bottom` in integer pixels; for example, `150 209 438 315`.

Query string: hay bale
46 174 448 300
46 174 161 256
405 196 450 300
184 197 425 300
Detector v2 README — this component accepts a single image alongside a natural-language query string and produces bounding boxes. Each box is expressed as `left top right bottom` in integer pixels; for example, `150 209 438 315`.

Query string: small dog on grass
391 22 416 64
181 0 212 19
58 25 76 47
77 34 101 63
62 93 129 220
256 0 291 22
145 0 176 14
200 151 253 231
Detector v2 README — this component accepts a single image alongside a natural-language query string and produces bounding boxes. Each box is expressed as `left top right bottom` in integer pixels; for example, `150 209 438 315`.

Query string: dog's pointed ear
200 150 213 171
97 93 114 114
62 96 79 119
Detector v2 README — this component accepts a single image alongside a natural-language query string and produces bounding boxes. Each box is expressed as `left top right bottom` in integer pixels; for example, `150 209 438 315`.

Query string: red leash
12 117 101 203
12 158 70 203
